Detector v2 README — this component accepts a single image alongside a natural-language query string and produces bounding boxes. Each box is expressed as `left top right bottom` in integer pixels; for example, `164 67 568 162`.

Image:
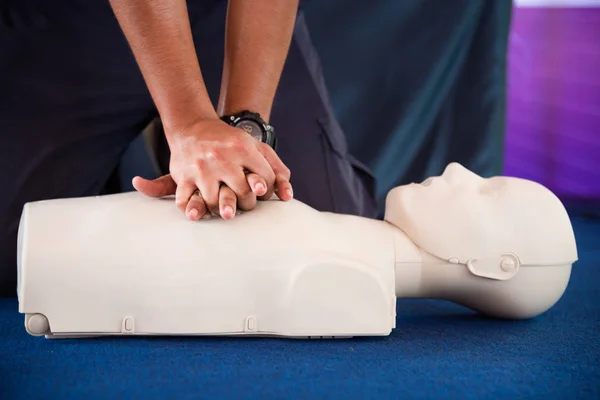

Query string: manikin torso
17 163 578 338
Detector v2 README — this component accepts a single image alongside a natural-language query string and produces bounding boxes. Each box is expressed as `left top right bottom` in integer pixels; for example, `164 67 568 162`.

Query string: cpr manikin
17 163 578 339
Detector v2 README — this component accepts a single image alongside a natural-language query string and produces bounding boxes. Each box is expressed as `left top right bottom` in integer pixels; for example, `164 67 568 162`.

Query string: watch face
235 120 264 142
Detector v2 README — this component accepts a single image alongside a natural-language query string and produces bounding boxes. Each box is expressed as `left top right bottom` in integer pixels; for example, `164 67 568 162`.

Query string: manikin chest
18 193 396 338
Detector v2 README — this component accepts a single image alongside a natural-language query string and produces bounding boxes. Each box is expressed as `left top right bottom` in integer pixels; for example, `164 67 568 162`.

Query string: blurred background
504 0 600 202
119 0 600 215
303 0 600 204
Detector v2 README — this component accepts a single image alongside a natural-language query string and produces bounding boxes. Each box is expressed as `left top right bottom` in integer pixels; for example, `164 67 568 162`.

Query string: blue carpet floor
1 214 598 399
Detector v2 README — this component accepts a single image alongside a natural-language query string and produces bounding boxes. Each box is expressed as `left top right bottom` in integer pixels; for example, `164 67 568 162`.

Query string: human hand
133 172 277 220
133 118 293 220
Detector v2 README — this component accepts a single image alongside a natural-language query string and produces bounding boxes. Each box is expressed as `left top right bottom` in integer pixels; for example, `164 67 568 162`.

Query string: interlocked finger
185 190 208 221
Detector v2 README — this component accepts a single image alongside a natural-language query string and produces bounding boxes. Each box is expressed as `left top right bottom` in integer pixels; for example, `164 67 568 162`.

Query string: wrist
220 110 277 150
161 104 219 143
220 100 271 124
152 76 216 131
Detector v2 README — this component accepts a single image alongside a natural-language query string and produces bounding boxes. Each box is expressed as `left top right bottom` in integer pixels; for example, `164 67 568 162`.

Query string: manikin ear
457 253 521 281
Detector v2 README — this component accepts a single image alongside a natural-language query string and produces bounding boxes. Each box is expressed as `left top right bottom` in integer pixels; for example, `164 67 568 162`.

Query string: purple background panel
504 7 600 199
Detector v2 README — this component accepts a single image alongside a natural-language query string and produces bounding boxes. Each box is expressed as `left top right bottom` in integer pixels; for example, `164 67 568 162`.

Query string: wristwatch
221 110 277 151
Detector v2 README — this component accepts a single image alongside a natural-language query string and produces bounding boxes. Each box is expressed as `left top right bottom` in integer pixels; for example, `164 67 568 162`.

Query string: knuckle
194 158 215 175
257 142 269 152
169 170 185 184
194 158 206 171
203 149 219 162
222 197 236 207
228 135 244 148
196 144 222 163
263 169 276 182
221 189 237 202
187 195 201 204
229 137 250 154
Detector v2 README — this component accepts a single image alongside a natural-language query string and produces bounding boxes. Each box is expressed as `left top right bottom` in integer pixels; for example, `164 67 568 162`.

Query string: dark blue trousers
0 0 377 296
0 1 377 296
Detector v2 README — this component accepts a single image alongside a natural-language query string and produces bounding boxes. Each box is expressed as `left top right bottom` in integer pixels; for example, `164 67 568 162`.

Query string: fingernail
286 188 293 198
202 213 212 220
224 206 234 217
188 209 198 220
255 183 265 193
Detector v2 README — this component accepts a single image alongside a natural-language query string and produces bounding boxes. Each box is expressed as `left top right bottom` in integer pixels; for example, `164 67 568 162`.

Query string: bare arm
218 0 299 122
108 0 217 134
109 0 296 220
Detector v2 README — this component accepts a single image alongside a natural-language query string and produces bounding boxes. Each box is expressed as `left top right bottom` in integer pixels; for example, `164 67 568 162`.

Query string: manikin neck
387 223 463 299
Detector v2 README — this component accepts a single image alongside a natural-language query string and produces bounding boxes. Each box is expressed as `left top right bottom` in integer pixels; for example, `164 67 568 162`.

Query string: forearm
218 0 299 122
108 0 217 137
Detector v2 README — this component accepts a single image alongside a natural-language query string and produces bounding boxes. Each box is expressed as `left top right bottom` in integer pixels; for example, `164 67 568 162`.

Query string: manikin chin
17 163 578 339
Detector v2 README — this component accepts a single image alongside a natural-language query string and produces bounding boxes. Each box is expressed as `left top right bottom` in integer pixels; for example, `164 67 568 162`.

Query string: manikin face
385 163 577 266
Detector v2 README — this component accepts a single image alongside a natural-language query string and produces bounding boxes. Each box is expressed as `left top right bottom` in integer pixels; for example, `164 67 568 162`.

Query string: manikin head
385 163 578 319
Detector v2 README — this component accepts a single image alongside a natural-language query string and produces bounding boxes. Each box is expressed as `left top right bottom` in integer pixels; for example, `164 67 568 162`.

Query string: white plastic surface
17 193 396 338
17 163 578 338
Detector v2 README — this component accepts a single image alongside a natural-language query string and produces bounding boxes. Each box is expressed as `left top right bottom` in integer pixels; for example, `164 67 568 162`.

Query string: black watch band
221 110 277 151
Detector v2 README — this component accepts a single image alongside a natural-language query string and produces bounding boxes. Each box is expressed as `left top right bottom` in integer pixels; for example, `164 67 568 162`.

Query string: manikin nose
441 162 480 183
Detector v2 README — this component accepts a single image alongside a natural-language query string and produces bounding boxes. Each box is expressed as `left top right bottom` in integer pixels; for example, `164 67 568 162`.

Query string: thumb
132 174 177 198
